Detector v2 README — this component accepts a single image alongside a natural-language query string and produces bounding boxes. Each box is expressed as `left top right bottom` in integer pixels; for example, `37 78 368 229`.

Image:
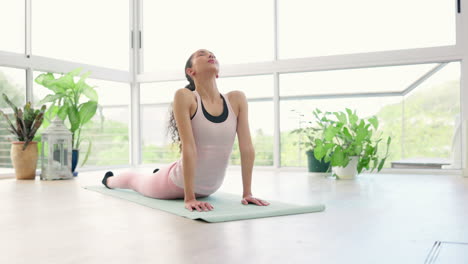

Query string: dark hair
168 53 195 152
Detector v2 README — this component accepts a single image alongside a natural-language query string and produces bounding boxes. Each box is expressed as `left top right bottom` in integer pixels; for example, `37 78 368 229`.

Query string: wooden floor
1 168 467 264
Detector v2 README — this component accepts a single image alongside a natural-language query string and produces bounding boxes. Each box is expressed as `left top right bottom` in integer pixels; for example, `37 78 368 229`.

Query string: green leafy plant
313 108 391 173
34 68 98 166
0 93 47 150
290 126 322 152
290 109 322 152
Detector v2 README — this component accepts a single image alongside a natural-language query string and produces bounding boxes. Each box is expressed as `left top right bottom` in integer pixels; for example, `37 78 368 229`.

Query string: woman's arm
233 91 255 196
233 91 270 206
172 89 198 201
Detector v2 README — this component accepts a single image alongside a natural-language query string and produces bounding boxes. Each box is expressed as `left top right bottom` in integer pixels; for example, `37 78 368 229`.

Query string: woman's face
188 49 219 77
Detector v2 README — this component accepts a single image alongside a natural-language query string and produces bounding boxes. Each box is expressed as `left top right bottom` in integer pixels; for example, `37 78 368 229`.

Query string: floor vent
425 241 468 263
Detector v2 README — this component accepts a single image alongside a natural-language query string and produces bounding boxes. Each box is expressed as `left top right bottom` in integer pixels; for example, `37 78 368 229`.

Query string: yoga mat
83 186 325 223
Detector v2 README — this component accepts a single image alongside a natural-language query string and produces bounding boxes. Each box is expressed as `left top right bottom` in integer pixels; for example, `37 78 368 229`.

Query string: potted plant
0 94 46 180
290 125 330 173
290 109 331 173
312 108 391 179
34 68 98 176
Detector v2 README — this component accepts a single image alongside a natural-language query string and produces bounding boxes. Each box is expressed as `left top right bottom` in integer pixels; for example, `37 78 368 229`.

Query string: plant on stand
0 94 46 179
34 68 99 176
313 108 391 179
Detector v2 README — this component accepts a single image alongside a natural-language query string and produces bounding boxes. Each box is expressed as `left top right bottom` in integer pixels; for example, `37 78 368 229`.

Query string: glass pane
280 97 401 167
143 0 273 72
76 80 130 167
402 62 461 169
220 76 274 166
34 74 130 168
279 0 455 59
217 75 273 98
0 68 26 172
280 64 437 97
230 101 274 166
141 104 180 165
280 62 461 170
32 70 72 174
141 81 186 104
140 75 273 104
141 76 274 166
33 0 129 70
0 1 24 53
141 81 183 165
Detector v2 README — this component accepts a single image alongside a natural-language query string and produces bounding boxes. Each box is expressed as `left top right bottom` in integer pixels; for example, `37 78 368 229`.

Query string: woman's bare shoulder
226 90 247 102
173 88 197 117
174 88 197 103
226 90 247 116
174 88 193 98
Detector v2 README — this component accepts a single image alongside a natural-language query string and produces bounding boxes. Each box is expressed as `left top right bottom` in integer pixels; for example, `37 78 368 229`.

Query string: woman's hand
241 194 270 206
185 199 214 212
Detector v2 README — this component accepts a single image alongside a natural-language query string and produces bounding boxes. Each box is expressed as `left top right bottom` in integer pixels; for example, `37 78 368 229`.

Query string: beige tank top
169 90 237 195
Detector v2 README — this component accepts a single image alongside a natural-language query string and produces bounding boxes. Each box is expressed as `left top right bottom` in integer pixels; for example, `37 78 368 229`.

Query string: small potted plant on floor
0 94 46 180
35 68 98 176
312 108 391 179
291 125 331 173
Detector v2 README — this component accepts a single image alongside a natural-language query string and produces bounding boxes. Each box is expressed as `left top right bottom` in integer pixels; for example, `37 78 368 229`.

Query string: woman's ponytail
167 52 196 152
185 79 195 91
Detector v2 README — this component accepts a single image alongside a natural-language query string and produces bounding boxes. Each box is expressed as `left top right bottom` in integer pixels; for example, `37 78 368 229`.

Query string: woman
102 49 270 212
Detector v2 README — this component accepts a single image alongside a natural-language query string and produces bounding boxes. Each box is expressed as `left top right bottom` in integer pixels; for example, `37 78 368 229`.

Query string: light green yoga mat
83 186 325 223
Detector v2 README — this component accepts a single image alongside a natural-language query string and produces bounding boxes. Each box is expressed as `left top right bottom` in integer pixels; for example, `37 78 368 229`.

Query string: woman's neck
194 77 220 102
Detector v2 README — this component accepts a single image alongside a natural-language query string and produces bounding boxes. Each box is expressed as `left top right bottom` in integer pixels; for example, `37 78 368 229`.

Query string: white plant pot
333 156 359 180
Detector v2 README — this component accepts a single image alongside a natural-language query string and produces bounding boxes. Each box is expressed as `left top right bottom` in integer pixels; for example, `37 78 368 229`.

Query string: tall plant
0 94 46 150
313 108 391 173
35 68 98 165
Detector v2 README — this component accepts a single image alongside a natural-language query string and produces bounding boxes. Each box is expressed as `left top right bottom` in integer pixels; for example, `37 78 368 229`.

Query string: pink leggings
106 162 208 199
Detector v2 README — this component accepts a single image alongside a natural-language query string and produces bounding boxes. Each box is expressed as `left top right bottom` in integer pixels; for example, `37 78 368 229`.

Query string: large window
33 0 129 70
280 62 461 169
140 81 185 165
217 75 273 98
280 96 401 167
279 0 456 59
34 74 130 168
0 1 24 53
143 0 274 73
0 68 26 172
0 1 464 174
217 76 274 166
280 64 438 96
80 79 130 167
402 62 460 168
231 101 274 166
140 76 274 166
